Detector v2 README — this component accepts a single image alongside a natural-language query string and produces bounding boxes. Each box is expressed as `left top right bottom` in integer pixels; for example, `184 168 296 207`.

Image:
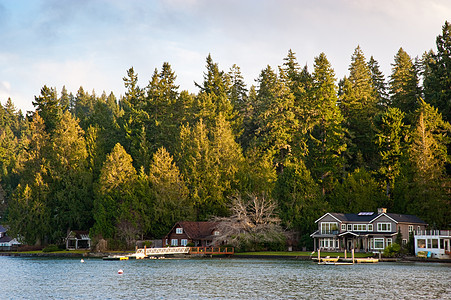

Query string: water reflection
0 257 449 299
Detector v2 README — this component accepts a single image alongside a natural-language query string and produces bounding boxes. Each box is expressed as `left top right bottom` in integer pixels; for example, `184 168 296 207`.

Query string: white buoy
80 259 84 263
118 269 123 275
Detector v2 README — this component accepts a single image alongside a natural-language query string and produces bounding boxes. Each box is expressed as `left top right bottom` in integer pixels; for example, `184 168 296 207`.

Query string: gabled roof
173 221 219 240
385 213 427 224
0 225 7 233
0 236 12 243
315 213 344 223
66 230 90 240
317 212 427 225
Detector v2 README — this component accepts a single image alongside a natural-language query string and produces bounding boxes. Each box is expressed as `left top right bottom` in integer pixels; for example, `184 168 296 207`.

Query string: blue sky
1 0 450 112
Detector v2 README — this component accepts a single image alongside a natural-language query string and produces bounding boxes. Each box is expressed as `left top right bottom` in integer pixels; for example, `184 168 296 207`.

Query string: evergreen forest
1 22 450 249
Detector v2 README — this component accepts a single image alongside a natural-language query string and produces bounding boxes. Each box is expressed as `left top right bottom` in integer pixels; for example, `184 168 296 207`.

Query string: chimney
377 208 387 214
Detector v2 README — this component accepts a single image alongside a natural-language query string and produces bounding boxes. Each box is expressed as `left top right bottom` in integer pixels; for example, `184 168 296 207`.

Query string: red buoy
118 269 123 274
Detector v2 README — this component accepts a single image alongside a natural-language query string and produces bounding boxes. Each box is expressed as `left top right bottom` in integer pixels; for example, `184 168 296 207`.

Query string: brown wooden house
163 221 220 247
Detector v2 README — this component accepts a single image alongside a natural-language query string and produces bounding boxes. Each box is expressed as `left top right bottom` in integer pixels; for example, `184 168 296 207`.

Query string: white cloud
1 0 450 111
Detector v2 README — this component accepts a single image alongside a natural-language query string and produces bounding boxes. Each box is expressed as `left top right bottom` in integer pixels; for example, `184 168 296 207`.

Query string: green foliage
389 48 420 121
273 159 324 235
306 53 346 194
331 168 386 213
340 46 380 170
3 21 451 248
374 107 409 200
32 85 61 133
148 147 192 237
252 65 298 172
423 21 451 122
42 244 60 252
383 243 401 257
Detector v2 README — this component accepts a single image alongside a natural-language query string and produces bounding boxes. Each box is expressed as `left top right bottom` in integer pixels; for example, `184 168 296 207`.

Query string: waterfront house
414 229 451 259
163 221 220 247
310 208 427 252
0 225 21 251
65 230 91 250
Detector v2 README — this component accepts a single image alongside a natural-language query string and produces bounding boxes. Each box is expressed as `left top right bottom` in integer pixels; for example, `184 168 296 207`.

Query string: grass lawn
235 251 373 258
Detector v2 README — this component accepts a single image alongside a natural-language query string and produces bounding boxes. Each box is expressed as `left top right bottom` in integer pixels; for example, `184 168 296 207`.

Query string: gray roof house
310 208 427 252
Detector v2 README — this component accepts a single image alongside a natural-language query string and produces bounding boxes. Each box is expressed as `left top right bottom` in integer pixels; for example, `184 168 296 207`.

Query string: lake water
0 256 449 299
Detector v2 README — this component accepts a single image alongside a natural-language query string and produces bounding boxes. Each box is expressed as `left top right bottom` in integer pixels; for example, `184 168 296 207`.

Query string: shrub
42 244 60 252
383 243 401 257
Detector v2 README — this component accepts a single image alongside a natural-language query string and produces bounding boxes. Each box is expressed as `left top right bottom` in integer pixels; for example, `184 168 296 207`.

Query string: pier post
352 248 355 264
345 249 347 259
318 248 320 261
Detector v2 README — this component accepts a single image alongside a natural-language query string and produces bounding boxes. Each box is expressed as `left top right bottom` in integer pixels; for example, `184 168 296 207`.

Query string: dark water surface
0 256 449 299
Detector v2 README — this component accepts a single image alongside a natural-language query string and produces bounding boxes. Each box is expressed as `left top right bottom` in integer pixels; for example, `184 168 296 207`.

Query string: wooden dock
131 246 234 259
189 247 234 255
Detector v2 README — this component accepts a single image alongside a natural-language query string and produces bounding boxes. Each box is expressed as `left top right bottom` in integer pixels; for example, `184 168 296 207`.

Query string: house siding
312 211 427 252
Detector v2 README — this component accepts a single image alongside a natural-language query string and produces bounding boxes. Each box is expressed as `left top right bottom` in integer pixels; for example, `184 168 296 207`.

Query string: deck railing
414 230 451 236
134 246 234 257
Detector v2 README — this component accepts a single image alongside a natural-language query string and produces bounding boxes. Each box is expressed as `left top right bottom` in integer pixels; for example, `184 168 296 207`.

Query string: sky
0 0 450 112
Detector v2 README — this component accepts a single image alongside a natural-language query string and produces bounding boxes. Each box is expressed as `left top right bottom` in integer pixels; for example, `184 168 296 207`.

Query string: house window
320 238 338 249
417 226 421 233
402 239 407 246
181 239 188 246
386 238 392 247
377 223 391 232
165 239 168 246
373 238 384 249
368 224 373 231
427 239 438 249
417 239 426 248
214 230 220 236
321 222 338 234
171 239 178 246
353 224 367 231
341 224 346 231
408 225 414 233
347 224 352 231
176 228 183 234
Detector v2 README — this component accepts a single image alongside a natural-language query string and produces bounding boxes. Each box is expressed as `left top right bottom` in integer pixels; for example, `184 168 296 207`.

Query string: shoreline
1 251 450 263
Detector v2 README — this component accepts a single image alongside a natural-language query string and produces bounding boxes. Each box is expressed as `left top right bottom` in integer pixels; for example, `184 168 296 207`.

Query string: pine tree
145 62 180 154
340 46 379 170
32 85 61 133
368 56 389 108
93 143 137 238
389 48 420 120
273 159 324 249
405 99 451 227
331 168 385 213
48 111 93 238
178 120 217 219
374 107 409 201
8 113 51 245
423 21 451 122
148 147 191 237
307 53 346 195
253 65 298 173
194 54 236 131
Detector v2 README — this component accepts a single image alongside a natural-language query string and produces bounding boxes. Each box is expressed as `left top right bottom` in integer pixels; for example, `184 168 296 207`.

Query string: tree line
0 21 450 249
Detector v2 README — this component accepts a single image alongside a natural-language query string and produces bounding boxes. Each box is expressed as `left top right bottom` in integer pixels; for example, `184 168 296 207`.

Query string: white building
414 230 451 259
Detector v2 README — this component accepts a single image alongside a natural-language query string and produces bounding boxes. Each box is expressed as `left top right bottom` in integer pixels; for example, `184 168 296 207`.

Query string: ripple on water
0 257 450 300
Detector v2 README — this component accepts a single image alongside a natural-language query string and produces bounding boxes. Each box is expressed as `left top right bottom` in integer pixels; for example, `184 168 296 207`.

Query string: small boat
103 255 129 261
355 258 378 263
320 256 339 263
